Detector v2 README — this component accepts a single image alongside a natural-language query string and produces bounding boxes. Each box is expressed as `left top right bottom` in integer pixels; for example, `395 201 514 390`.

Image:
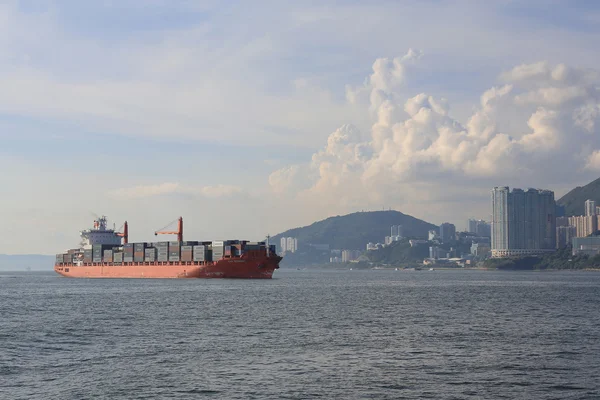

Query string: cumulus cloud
270 53 600 222
586 151 600 171
110 183 243 200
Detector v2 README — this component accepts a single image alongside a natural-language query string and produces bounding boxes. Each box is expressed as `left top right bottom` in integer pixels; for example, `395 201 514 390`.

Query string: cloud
270 53 600 222
586 151 600 171
110 183 243 199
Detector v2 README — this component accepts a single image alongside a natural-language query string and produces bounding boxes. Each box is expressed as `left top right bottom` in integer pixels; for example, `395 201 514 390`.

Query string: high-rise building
585 200 597 216
556 225 577 248
476 220 491 237
280 237 286 252
568 216 597 238
390 225 403 237
468 219 478 234
491 187 556 257
467 219 490 237
491 187 510 252
439 223 456 243
280 237 298 253
341 250 361 262
597 206 600 215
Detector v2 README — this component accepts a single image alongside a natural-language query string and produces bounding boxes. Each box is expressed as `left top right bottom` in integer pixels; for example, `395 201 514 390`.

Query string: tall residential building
491 187 510 252
556 225 577 248
280 237 298 253
468 219 490 237
476 220 491 237
568 216 597 238
390 225 404 237
597 206 600 215
585 199 597 216
468 219 478 234
439 222 456 243
491 187 556 257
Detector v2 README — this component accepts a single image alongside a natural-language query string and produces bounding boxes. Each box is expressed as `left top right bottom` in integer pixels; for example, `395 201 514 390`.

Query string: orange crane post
116 221 129 244
154 217 183 242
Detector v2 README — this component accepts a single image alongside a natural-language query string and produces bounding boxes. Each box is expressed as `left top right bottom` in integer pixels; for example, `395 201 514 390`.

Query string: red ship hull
54 256 280 279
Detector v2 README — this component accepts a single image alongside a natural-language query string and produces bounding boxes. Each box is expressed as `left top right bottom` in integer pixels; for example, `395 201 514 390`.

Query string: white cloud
270 54 600 223
586 151 600 171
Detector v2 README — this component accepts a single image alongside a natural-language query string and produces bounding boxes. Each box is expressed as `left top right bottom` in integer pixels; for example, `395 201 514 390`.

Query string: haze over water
1 269 599 399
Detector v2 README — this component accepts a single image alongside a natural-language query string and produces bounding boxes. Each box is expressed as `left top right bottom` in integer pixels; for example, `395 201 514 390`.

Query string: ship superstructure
55 216 280 279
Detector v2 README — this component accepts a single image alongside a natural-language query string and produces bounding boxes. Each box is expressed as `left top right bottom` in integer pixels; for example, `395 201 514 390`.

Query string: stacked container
83 249 93 263
103 249 113 263
181 245 193 262
55 254 64 264
134 243 145 262
212 241 224 260
156 242 168 262
193 245 206 261
92 244 103 263
63 254 72 264
123 243 134 262
113 252 123 264
144 247 156 262
168 241 180 262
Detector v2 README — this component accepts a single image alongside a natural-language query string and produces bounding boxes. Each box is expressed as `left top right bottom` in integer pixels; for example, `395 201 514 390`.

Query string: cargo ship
54 216 281 279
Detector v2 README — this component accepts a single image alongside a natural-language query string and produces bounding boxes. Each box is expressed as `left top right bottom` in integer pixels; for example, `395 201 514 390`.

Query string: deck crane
154 217 183 242
115 221 129 244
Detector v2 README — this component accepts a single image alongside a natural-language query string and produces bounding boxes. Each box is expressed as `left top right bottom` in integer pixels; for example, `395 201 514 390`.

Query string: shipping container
103 250 113 262
181 252 192 262
157 253 169 262
168 255 180 262
145 248 156 262
134 253 144 262
55 254 64 263
124 243 134 248
92 257 102 263
113 252 124 262
123 256 134 263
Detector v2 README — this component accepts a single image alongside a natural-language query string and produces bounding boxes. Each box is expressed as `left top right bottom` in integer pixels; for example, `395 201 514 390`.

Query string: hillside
557 177 600 216
0 254 55 271
271 210 437 251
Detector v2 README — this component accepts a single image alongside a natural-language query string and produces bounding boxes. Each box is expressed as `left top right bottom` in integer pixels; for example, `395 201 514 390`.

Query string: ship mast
154 217 184 242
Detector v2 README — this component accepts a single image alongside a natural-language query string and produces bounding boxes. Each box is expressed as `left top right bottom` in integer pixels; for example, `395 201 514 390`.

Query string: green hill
557 177 600 216
271 210 437 251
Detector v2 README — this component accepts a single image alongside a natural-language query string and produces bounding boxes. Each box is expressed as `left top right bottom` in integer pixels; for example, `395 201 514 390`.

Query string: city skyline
2 2 600 254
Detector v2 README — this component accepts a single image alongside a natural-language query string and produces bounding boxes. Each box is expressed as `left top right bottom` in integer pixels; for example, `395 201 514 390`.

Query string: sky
2 0 600 254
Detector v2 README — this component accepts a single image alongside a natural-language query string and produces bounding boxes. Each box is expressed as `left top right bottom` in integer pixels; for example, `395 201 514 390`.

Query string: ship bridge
80 216 124 248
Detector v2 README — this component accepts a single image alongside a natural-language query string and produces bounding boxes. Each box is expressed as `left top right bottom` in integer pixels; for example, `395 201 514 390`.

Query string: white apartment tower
585 199 597 216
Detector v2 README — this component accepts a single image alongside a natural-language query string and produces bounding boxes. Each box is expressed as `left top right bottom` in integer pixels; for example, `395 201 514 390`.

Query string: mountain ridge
557 177 600 216
271 210 437 251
